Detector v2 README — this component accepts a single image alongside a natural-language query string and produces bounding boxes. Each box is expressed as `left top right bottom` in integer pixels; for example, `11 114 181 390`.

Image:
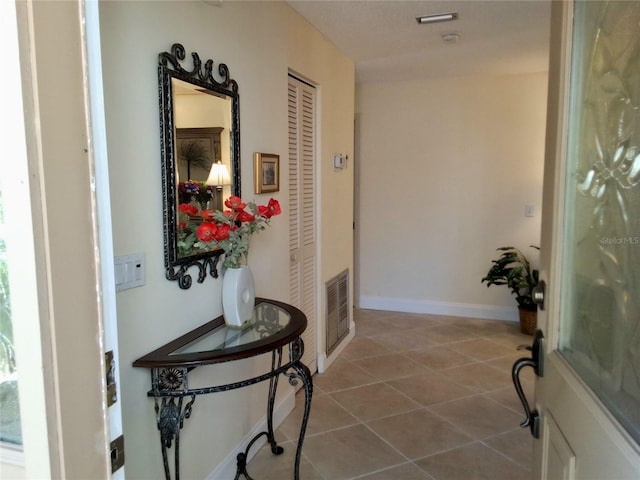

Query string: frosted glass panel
560 1 640 442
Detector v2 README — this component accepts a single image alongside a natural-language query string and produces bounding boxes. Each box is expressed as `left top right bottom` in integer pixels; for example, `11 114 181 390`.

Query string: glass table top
132 298 306 368
170 302 291 355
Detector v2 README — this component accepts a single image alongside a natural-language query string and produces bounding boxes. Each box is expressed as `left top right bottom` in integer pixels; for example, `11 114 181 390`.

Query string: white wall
356 72 547 320
99 1 353 478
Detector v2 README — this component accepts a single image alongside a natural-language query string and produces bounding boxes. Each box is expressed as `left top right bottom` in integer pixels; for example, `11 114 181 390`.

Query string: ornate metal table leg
234 350 285 479
266 349 285 454
152 367 196 480
234 450 253 480
286 339 313 480
154 395 196 480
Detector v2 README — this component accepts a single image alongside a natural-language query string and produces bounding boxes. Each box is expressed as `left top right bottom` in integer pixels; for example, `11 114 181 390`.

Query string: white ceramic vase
222 266 255 328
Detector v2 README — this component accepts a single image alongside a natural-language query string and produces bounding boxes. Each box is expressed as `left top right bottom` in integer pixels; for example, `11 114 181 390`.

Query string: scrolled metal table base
148 338 312 480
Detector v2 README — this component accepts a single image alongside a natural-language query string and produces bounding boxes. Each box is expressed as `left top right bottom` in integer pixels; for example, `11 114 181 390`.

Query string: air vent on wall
326 270 349 355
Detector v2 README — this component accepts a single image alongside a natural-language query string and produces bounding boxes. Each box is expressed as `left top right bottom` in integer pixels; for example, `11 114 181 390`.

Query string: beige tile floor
248 308 536 479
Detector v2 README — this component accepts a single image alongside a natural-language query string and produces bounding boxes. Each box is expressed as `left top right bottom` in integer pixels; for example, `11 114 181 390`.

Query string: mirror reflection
159 43 240 289
173 78 232 212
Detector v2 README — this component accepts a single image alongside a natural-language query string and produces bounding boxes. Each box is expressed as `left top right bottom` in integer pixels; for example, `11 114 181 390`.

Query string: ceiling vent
416 12 458 24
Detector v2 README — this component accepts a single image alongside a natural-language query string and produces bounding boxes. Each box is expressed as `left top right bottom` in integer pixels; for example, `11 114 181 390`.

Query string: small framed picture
254 152 280 194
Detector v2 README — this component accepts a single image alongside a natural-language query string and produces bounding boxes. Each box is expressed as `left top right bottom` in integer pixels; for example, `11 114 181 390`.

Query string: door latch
110 435 125 472
511 329 544 438
105 351 117 407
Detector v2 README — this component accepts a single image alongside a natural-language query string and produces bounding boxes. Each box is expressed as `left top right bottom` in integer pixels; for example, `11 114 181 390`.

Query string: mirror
159 43 240 289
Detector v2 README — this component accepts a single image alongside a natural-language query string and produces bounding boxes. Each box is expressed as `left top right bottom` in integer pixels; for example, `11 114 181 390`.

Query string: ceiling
287 0 552 84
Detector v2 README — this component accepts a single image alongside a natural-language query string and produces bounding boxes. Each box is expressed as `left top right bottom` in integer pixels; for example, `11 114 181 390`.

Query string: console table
133 298 313 480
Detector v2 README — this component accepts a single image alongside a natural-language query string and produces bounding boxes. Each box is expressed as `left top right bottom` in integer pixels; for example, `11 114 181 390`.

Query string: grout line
481 437 534 472
411 438 479 462
253 309 533 479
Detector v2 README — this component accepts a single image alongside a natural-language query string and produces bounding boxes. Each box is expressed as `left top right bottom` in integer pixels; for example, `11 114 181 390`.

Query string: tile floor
248 308 536 479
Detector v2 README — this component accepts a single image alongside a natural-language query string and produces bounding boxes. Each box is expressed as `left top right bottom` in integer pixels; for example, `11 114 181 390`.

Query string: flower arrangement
178 180 215 208
177 195 281 268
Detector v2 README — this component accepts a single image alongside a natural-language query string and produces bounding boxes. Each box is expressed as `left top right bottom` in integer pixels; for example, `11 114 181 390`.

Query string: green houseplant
481 245 540 335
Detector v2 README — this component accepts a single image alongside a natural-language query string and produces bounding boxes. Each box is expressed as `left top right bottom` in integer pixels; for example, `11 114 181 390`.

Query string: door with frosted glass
532 1 640 478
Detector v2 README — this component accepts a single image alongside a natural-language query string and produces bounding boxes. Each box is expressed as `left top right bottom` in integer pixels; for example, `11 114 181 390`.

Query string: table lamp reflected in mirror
206 161 231 211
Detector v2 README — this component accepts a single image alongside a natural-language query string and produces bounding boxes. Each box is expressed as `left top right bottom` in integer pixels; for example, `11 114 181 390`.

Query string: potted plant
481 246 540 335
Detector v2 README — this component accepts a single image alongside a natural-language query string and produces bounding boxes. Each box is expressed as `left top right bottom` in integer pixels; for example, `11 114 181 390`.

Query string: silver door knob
532 280 546 310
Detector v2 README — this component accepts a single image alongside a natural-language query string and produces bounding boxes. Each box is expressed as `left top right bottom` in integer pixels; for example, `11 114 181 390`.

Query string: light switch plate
114 253 145 291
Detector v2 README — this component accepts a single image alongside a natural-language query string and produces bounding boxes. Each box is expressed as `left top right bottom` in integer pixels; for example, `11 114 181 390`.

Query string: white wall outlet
114 253 145 291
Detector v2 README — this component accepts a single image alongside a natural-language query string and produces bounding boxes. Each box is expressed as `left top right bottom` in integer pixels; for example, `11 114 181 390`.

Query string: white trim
84 3 124 478
206 387 296 479
0 443 25 467
358 296 519 322
317 320 356 373
0 444 25 480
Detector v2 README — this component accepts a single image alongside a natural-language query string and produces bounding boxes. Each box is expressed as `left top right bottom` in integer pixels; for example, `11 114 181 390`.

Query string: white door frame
85 1 125 478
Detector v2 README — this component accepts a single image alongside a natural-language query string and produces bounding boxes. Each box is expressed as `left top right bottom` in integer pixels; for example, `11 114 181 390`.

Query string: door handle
532 280 546 310
511 329 544 438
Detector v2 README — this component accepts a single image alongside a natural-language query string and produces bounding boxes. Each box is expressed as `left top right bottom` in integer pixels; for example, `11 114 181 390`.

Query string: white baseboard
207 386 296 480
317 320 356 373
358 296 519 322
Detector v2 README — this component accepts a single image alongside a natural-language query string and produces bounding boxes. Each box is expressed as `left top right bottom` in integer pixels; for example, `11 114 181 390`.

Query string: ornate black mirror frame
159 43 241 289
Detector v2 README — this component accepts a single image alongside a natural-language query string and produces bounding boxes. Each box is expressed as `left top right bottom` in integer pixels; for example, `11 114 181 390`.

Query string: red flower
179 203 198 216
200 209 215 221
236 209 256 223
258 198 281 218
178 221 187 230
225 196 246 211
213 224 230 241
196 222 217 242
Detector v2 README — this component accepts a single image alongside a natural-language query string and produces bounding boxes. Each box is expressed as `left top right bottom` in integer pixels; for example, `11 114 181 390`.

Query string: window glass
0 184 22 445
559 0 640 443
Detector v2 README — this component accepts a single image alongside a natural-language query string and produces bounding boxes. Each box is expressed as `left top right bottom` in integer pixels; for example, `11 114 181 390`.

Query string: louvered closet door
288 75 317 374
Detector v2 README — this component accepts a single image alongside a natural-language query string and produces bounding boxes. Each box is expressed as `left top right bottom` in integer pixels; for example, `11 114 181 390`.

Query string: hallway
248 308 535 479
